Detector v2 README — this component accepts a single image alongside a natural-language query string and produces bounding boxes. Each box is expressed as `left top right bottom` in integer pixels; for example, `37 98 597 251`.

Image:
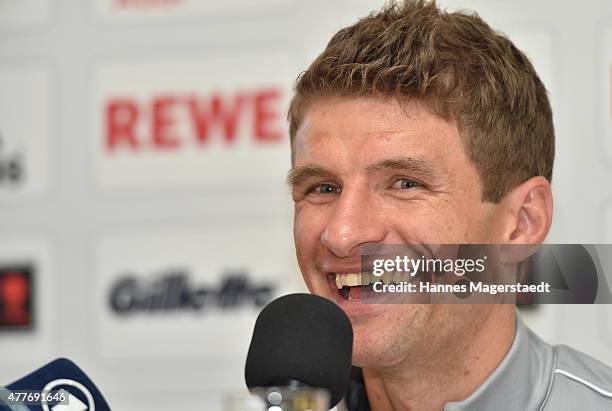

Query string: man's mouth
331 272 405 300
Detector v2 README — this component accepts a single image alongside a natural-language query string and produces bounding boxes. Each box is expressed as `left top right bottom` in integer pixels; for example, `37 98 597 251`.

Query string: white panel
93 53 292 190
0 0 49 29
94 222 299 361
0 67 51 199
601 28 612 167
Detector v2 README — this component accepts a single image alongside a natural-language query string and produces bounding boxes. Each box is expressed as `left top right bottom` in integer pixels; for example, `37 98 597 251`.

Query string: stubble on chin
349 304 433 369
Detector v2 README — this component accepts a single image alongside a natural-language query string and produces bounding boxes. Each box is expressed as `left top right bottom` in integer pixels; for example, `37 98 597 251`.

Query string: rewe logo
109 270 275 314
0 133 25 187
94 55 291 189
104 88 283 152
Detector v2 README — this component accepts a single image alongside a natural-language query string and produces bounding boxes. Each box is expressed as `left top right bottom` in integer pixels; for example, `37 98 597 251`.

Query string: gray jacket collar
444 313 555 411
345 313 555 411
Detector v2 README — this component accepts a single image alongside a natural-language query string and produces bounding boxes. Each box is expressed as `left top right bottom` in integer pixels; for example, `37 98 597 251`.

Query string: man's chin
351 342 406 370
348 304 429 369
348 318 404 369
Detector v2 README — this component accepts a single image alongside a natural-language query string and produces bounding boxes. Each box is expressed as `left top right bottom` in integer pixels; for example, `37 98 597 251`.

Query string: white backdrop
1 0 612 410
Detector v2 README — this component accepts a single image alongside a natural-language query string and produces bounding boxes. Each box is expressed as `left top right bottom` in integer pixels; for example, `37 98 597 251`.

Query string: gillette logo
109 270 275 314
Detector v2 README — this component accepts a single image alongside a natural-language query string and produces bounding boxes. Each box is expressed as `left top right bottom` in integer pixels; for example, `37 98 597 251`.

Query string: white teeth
334 272 405 289
336 272 380 290
335 273 362 289
335 275 343 289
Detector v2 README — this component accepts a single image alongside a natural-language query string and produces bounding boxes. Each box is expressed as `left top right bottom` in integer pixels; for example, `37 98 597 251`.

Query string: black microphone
245 293 353 408
0 358 111 411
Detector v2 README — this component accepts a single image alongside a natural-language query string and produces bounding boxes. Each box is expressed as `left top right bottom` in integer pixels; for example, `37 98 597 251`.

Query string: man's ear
498 176 553 245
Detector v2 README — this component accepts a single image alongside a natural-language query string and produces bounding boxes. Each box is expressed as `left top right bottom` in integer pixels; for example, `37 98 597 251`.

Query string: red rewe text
104 88 284 152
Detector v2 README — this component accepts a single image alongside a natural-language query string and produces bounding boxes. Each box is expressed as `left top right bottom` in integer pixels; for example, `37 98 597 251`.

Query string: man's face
290 97 506 368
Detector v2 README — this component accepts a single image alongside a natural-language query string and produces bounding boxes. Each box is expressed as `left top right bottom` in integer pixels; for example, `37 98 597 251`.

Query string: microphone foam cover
245 293 353 407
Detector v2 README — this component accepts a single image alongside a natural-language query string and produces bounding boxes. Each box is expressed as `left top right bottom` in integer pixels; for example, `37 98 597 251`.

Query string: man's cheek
389 214 451 243
295 208 326 242
294 217 314 251
294 220 319 276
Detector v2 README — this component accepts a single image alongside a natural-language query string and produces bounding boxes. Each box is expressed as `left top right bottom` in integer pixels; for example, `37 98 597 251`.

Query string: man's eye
311 184 340 194
392 179 420 189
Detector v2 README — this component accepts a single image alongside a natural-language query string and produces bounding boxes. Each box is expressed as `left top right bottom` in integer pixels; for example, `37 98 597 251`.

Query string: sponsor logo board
95 223 300 359
0 67 51 199
94 53 291 190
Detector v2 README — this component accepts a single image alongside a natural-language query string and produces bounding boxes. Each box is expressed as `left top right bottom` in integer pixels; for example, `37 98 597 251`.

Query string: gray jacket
341 314 612 410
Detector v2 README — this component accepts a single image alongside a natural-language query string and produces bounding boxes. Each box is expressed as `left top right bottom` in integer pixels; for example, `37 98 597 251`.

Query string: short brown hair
288 0 554 203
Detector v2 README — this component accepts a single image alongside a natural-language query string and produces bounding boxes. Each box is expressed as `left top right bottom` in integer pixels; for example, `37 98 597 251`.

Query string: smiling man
287 1 612 410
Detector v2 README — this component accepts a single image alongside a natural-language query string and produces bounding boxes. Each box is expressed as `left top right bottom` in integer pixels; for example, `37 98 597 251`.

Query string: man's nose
320 188 386 257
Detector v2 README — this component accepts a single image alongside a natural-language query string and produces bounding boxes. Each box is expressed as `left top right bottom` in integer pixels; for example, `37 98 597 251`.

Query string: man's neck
363 307 517 411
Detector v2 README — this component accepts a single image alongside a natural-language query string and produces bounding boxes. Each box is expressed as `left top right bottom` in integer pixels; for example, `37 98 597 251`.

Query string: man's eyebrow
287 157 439 186
365 157 439 180
286 165 333 186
